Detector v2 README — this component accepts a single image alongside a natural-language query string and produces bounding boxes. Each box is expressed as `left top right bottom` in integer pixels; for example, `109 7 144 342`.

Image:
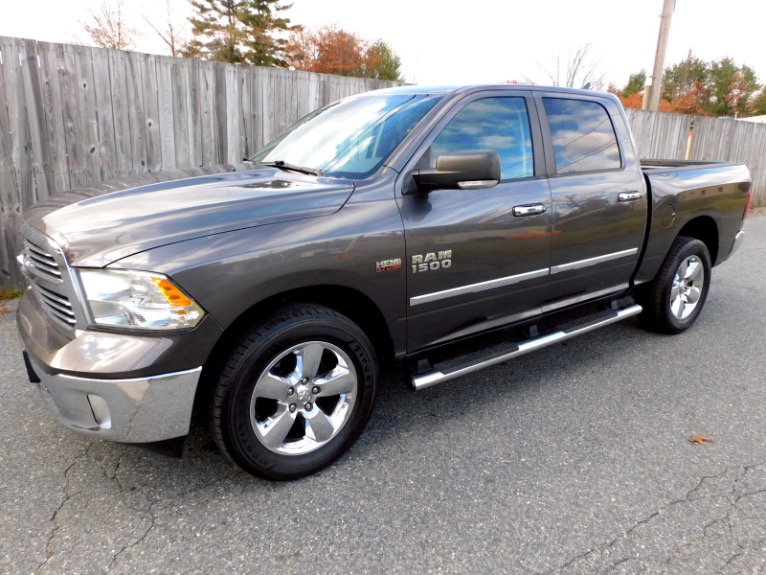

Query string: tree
81 0 138 50
144 0 185 57
621 54 761 117
751 89 766 116
287 26 365 76
364 41 402 81
709 58 758 117
618 92 644 110
184 0 298 66
621 70 646 98
662 53 708 103
542 44 604 89
668 80 707 115
286 26 402 81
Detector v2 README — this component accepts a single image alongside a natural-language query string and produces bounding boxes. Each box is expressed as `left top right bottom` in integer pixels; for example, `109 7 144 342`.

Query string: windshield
251 94 442 179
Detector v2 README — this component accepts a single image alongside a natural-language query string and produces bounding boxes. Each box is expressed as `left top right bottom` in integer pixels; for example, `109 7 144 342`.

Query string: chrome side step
410 304 643 391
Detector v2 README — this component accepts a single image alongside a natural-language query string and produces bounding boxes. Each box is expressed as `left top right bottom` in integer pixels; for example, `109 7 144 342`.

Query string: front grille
20 224 82 332
35 283 76 327
24 239 63 283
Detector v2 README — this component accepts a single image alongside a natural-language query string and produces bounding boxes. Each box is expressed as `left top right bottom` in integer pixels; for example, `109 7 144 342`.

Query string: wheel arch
194 285 394 413
676 215 719 264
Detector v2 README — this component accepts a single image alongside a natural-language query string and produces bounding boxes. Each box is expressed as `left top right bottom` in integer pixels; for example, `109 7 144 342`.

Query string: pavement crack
34 449 87 574
684 467 729 501
107 501 158 571
552 548 595 573
546 462 766 574
720 546 746 571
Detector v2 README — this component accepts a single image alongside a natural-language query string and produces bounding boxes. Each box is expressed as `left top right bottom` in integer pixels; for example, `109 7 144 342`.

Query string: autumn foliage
286 26 402 81
619 54 763 117
617 93 683 114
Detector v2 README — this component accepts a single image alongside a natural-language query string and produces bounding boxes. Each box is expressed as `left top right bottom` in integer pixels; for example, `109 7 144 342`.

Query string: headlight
78 269 205 330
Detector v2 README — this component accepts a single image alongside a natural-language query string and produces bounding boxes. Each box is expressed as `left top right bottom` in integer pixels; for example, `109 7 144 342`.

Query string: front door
399 93 552 352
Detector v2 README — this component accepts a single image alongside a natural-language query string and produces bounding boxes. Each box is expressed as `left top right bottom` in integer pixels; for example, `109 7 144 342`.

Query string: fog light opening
87 394 112 430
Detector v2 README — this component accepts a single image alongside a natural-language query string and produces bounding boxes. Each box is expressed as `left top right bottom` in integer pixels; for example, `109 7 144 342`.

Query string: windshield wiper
258 160 321 176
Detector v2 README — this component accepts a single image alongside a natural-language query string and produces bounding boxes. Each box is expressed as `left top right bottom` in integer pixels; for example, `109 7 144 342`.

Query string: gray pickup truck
16 85 751 480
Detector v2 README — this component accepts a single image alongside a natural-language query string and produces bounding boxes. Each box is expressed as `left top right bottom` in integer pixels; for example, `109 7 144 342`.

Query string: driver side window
431 97 534 180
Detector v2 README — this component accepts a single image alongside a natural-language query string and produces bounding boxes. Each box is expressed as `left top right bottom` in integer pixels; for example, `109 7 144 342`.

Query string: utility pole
649 0 675 111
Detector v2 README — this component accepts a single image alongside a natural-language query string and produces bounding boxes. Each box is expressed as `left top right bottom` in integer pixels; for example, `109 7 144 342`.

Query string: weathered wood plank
188 58 203 167
91 47 116 180
107 49 133 175
0 39 23 287
125 51 148 174
156 55 176 170
198 60 217 166
73 45 101 186
171 56 191 168
20 39 50 204
58 43 87 187
225 63 240 163
1 38 33 211
213 62 227 163
139 52 162 173
36 40 70 195
0 38 32 286
239 65 256 158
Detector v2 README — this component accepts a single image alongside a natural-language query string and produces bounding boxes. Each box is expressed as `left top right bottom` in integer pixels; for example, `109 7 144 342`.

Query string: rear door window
542 98 621 174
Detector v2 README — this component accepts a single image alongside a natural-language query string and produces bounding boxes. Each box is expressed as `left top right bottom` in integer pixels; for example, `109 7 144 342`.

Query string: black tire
639 236 712 334
210 304 378 480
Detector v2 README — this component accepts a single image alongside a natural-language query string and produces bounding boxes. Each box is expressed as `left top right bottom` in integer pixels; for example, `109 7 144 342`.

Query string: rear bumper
26 351 201 443
730 229 746 258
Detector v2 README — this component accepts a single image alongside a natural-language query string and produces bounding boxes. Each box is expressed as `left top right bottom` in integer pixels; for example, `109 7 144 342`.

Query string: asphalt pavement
1 213 765 575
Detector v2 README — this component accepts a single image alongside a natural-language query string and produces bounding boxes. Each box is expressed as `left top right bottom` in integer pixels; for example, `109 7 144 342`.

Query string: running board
410 304 643 391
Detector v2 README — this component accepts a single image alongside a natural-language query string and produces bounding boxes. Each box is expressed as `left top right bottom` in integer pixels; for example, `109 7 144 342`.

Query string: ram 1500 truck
16 85 751 480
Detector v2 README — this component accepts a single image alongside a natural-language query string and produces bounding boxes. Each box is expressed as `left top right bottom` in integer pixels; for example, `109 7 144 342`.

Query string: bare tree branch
541 44 605 89
80 0 138 50
143 0 186 57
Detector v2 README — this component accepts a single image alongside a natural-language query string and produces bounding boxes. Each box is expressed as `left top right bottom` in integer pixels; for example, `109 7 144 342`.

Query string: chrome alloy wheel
249 341 358 455
670 255 705 320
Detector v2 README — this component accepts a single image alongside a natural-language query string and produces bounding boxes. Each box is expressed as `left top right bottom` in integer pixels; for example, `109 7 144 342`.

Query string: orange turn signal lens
152 278 193 307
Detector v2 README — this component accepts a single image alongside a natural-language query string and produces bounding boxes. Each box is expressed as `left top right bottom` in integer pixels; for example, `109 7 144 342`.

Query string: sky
0 0 764 90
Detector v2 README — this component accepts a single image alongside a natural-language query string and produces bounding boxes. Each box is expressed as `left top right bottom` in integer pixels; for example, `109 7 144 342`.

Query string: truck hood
25 166 354 267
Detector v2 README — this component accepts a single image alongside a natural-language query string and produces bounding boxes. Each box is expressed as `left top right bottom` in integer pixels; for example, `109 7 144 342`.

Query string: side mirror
410 150 501 193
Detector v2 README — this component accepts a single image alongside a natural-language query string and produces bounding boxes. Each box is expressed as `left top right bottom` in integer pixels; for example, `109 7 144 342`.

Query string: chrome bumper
730 229 746 258
27 353 201 443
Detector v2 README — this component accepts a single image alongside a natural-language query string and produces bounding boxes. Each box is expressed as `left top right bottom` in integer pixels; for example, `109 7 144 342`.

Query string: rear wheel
639 236 712 334
210 304 378 480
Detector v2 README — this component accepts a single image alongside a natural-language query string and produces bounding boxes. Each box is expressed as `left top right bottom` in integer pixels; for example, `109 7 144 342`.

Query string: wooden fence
0 36 398 288
1 35 765 289
626 108 766 208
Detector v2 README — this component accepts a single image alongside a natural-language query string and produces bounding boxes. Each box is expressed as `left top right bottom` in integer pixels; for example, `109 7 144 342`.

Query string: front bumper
26 352 201 443
17 290 222 444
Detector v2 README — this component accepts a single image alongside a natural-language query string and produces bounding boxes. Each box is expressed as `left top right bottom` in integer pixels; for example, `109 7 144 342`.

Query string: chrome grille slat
36 287 76 323
19 224 82 332
35 284 71 307
24 240 63 281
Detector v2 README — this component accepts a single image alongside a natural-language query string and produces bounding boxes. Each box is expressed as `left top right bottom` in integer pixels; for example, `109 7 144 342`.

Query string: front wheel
209 304 378 480
639 236 712 334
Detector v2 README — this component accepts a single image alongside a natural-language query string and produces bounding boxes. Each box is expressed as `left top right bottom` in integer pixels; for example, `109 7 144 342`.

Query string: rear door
398 91 552 351
536 93 647 312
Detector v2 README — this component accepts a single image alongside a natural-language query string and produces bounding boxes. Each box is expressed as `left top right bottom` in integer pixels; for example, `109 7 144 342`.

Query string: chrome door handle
618 191 643 202
513 204 546 216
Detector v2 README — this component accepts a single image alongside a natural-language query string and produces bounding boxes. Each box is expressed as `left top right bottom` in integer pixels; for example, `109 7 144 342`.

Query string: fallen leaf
689 435 712 445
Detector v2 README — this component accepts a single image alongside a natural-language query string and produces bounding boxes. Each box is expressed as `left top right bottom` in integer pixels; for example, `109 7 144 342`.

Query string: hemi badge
376 258 401 272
